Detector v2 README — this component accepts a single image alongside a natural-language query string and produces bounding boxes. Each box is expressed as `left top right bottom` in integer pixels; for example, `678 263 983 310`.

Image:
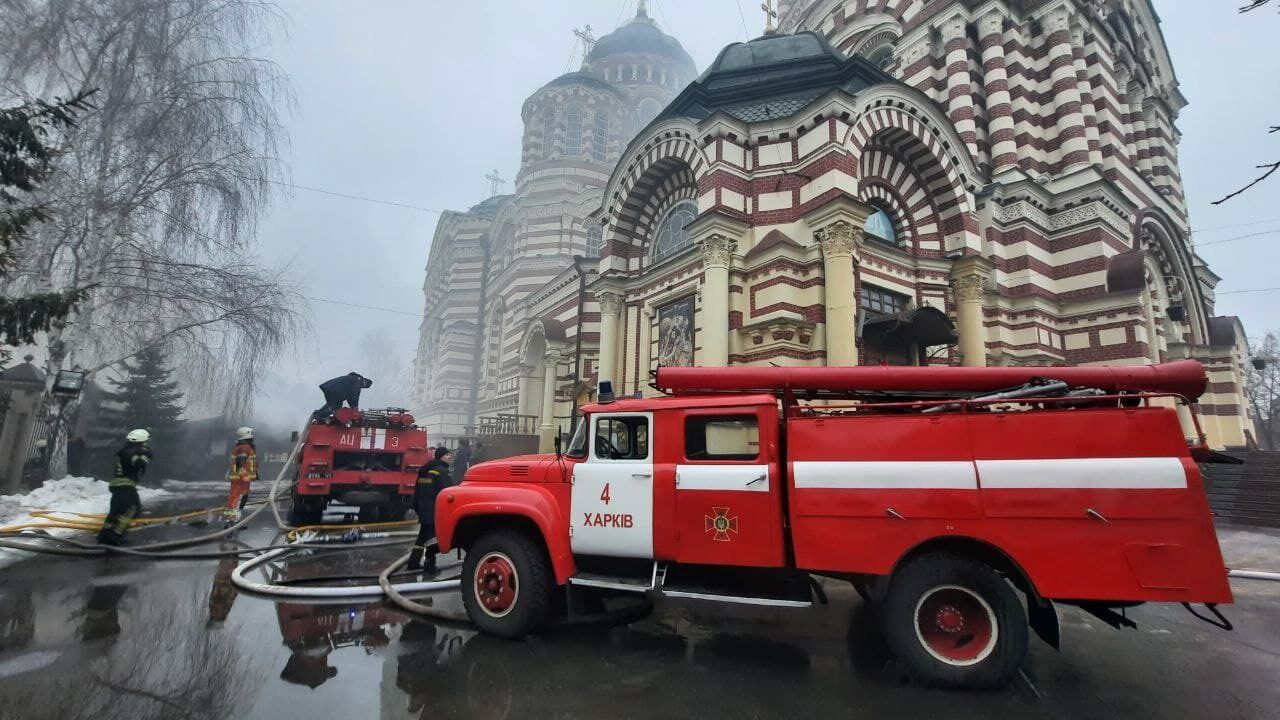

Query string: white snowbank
0 476 172 568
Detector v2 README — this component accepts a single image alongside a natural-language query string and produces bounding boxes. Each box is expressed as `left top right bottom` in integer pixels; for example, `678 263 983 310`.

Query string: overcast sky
251 0 1280 425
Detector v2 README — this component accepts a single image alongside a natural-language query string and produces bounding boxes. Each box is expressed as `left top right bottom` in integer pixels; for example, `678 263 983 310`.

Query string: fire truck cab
436 361 1232 688
291 408 429 524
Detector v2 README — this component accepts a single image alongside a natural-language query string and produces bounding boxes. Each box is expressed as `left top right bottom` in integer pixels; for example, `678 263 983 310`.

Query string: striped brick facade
416 1 1255 451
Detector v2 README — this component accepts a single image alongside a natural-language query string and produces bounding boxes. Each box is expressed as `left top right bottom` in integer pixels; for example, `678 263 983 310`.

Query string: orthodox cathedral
413 0 1255 454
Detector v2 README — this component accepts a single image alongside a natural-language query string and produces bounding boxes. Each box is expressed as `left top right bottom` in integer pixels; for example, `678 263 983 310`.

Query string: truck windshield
566 419 588 459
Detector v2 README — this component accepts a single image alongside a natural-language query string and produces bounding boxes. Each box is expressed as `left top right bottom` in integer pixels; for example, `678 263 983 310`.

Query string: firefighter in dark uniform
97 429 152 546
314 372 373 420
408 447 453 572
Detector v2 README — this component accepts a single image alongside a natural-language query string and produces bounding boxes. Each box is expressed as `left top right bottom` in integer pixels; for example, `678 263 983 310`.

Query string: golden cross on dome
761 0 778 34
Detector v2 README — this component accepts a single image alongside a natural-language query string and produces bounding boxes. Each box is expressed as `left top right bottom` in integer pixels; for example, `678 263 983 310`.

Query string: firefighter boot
407 546 425 571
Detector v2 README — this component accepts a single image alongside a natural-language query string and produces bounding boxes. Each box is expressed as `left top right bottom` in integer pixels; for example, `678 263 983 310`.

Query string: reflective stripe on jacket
226 442 258 482
111 444 152 487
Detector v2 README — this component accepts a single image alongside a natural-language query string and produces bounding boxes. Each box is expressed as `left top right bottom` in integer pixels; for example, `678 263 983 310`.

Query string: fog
248 0 1280 428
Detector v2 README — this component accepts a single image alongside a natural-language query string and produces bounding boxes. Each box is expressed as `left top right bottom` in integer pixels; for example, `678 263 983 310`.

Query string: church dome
586 5 695 77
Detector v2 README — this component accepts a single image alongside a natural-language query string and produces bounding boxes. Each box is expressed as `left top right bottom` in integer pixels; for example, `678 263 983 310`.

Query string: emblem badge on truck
705 507 739 542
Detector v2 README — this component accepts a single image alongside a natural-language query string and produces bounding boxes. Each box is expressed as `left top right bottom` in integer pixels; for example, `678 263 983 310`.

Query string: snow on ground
0 476 173 569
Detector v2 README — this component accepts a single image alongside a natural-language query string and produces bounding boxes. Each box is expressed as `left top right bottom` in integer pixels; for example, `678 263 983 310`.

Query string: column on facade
1126 83 1155 177
950 257 993 367
516 362 536 418
817 221 861 367
1070 23 1104 168
1044 6 1089 172
978 10 1017 174
538 350 560 452
698 234 736 367
595 290 624 390
636 306 654 396
940 15 979 162
1109 62 1135 168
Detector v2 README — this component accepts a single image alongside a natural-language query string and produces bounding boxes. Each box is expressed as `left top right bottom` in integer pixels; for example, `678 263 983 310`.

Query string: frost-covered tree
0 0 302 478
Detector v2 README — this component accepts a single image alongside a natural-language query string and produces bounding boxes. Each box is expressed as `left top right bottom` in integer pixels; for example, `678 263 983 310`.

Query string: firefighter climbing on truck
315 372 373 420
434 361 1234 689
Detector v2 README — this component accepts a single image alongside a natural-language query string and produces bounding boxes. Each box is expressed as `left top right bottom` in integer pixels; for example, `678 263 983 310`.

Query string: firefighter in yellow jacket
224 427 258 527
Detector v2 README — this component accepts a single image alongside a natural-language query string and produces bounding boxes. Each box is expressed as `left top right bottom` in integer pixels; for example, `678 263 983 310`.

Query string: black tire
461 529 554 638
288 486 324 525
882 553 1027 689
384 499 409 522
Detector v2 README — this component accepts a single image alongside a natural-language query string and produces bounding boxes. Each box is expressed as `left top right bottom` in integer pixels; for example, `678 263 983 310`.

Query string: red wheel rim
913 585 998 666
473 552 519 618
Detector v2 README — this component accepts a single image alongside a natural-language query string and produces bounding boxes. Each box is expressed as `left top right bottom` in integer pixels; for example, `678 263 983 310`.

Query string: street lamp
51 367 87 397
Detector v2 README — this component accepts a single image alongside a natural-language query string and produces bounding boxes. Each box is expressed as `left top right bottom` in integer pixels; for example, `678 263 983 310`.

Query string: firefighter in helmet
97 429 152 546
408 447 454 572
224 426 258 527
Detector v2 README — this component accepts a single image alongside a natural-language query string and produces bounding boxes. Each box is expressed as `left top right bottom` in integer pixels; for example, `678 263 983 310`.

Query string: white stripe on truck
975 457 1186 489
791 458 1186 490
792 461 977 490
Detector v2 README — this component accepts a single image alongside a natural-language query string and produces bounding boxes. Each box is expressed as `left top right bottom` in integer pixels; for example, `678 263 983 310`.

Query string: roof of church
542 70 627 97
657 31 897 124
586 6 695 74
468 194 514 218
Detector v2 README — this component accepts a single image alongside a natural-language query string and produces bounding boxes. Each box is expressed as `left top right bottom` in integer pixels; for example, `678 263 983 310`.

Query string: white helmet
126 429 151 443
236 426 254 441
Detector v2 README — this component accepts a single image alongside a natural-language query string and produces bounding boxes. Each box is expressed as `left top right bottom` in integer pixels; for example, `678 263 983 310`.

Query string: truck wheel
883 554 1027 689
461 529 553 638
384 500 409 522
288 487 324 525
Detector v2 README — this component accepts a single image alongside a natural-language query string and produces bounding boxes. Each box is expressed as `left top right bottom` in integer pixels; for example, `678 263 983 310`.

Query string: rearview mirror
290 430 300 442
554 432 563 460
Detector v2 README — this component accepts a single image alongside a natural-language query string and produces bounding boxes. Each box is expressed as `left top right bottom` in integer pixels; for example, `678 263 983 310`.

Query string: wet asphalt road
0 495 1278 720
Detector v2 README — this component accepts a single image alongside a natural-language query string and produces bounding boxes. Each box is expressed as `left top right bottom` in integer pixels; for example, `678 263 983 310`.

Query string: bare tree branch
0 0 298 478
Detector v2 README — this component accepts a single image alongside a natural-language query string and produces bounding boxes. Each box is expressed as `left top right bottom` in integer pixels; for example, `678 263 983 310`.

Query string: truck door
672 407 785 567
570 412 654 559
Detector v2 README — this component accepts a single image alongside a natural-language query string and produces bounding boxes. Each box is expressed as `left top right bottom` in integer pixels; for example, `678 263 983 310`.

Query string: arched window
866 44 895 70
650 199 698 262
586 224 604 258
566 105 583 156
592 112 609 162
864 207 898 245
639 98 662 125
542 112 556 159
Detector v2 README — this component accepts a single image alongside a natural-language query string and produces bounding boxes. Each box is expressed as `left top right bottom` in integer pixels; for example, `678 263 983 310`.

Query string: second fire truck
434 361 1232 688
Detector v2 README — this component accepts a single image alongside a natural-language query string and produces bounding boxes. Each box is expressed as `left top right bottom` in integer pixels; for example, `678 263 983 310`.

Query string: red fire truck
435 361 1233 688
290 407 430 524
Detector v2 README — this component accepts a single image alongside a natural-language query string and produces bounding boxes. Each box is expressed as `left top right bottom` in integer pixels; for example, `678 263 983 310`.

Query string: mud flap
1027 596 1060 650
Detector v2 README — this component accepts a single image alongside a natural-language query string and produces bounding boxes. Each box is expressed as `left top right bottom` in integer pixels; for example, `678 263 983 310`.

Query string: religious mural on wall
656 296 695 367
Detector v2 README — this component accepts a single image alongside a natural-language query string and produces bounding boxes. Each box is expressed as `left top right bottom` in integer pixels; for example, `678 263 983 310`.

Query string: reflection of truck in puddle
276 601 398 688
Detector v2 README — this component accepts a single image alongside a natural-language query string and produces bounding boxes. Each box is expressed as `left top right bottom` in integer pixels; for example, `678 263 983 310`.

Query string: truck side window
685 415 759 461
593 416 649 460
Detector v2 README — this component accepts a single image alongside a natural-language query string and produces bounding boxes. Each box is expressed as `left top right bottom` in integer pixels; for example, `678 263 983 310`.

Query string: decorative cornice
699 234 737 269
816 220 862 260
1044 5 1073 33
951 273 989 303
938 14 967 43
976 9 1005 38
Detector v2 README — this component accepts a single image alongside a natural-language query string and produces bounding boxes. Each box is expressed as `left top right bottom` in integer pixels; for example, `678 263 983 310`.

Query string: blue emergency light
598 380 615 403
